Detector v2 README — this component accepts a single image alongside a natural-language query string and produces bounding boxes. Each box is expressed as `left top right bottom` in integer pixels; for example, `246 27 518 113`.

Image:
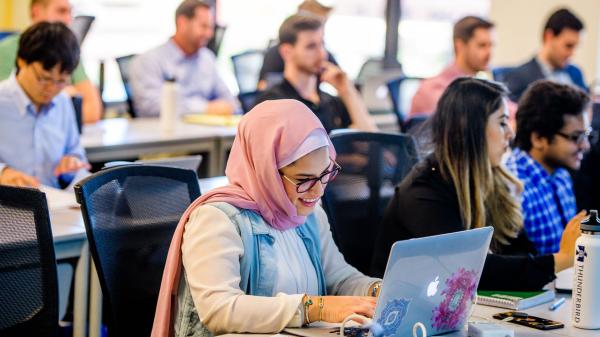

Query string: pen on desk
549 297 566 311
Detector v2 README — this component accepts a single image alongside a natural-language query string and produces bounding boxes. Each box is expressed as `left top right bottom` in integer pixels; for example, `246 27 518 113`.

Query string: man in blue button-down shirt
0 22 89 189
130 0 238 117
506 80 590 255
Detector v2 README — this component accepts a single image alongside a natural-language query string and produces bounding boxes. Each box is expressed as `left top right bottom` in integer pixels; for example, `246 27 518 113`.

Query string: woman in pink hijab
152 99 381 337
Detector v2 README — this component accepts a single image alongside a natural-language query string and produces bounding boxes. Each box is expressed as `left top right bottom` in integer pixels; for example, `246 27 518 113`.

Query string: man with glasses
0 0 103 123
506 80 591 255
0 22 89 188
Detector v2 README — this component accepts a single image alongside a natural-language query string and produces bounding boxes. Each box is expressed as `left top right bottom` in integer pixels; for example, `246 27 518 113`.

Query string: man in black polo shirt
257 0 337 90
255 14 377 133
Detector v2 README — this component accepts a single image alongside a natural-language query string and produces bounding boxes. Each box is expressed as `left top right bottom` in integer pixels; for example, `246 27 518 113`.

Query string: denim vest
174 202 327 337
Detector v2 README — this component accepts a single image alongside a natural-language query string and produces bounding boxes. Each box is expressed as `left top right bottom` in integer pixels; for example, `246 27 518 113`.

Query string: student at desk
130 0 239 117
152 99 380 337
371 78 586 291
0 22 89 189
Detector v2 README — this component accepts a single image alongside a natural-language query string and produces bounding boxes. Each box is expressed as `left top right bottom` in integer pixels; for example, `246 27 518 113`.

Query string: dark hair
175 0 210 21
30 0 50 9
279 14 323 45
514 80 589 151
453 16 494 43
544 8 584 36
432 78 506 182
17 21 79 74
432 78 522 244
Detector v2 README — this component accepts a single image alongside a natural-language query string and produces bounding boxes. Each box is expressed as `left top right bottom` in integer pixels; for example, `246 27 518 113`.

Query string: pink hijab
151 99 335 337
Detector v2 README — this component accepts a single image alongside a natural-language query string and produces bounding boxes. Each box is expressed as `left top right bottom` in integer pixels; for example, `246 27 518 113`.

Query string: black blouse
371 156 556 290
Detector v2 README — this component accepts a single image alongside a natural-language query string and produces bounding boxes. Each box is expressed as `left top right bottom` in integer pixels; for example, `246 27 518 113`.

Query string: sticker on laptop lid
431 268 478 330
377 298 411 337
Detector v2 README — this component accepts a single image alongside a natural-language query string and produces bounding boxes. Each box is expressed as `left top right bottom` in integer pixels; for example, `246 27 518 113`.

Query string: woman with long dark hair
371 78 585 290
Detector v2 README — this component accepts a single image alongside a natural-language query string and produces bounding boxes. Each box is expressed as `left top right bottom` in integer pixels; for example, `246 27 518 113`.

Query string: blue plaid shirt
506 148 577 255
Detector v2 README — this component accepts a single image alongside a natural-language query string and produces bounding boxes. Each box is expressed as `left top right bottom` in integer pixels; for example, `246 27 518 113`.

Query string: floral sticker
376 298 411 337
431 268 478 330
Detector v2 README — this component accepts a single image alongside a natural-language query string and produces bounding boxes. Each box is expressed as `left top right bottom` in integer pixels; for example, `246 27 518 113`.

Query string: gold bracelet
318 297 324 322
303 295 313 325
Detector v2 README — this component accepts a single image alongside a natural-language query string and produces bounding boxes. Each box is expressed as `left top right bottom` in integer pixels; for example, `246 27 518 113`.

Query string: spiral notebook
476 289 555 310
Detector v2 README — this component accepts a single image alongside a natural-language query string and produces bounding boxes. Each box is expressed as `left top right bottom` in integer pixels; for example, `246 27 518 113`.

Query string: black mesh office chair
207 24 226 56
323 131 419 275
71 15 95 44
115 54 137 117
0 186 58 337
231 49 265 93
238 90 262 113
74 165 201 337
386 76 425 132
71 95 83 134
491 66 515 83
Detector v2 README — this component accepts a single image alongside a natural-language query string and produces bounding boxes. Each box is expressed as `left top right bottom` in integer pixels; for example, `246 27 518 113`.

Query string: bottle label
573 260 584 323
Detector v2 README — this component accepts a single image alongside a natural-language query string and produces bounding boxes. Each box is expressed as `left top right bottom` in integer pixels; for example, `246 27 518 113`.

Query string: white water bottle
160 77 179 133
572 209 600 329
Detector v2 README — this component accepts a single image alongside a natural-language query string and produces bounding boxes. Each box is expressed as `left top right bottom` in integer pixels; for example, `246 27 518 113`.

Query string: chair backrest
491 66 514 83
231 49 265 93
0 186 58 337
356 58 384 84
71 95 83 134
238 90 262 113
71 15 95 44
323 131 420 274
386 76 423 131
207 24 226 56
115 54 137 117
74 165 201 337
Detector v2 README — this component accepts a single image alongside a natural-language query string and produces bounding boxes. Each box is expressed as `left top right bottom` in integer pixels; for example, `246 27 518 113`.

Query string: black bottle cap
581 210 600 232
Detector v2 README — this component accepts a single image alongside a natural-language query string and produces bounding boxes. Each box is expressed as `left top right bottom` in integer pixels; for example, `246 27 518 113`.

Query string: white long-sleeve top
181 203 379 334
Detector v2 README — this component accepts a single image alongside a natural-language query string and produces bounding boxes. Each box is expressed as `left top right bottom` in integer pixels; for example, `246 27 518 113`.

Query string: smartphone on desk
493 311 564 330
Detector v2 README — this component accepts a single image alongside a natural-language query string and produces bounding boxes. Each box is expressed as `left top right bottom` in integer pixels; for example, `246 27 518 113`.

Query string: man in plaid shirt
506 80 591 255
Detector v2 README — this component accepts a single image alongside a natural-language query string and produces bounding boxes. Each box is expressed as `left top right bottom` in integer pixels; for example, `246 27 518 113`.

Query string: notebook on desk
285 227 493 337
183 114 242 127
476 289 555 310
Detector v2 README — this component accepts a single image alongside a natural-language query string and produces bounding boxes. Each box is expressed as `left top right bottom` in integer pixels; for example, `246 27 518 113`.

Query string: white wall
490 0 600 84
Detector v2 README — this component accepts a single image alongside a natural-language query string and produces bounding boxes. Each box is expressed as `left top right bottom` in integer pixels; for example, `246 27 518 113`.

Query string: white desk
219 296 600 337
82 118 236 177
447 296 600 337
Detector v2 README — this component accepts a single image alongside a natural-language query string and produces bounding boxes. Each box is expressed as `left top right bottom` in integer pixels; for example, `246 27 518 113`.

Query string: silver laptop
285 227 493 337
104 155 202 172
136 155 202 172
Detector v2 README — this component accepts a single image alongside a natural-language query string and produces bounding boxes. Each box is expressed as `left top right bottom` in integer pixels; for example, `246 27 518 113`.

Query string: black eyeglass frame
281 158 341 193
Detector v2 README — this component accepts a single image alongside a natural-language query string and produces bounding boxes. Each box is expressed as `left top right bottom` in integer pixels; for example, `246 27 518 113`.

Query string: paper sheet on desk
555 267 573 291
39 169 90 211
39 185 79 211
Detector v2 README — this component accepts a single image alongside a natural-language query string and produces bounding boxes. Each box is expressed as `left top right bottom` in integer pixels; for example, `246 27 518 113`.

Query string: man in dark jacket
504 8 586 102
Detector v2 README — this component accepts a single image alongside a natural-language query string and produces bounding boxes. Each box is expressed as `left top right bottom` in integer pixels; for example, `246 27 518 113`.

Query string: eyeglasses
31 64 70 88
556 127 597 145
281 159 341 193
